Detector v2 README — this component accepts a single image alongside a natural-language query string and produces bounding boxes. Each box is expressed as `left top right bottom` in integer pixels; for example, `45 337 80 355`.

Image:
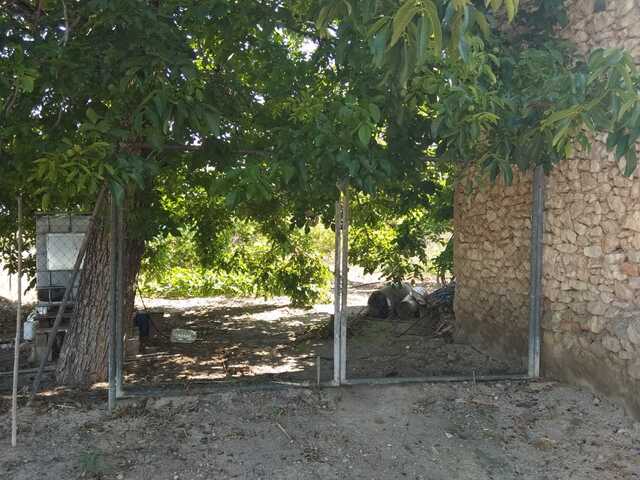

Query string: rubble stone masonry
454 0 640 416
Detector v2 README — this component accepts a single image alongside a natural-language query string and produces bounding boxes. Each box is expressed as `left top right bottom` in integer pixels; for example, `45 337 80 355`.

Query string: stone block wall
453 173 533 364
542 142 640 416
453 0 640 416
560 0 640 56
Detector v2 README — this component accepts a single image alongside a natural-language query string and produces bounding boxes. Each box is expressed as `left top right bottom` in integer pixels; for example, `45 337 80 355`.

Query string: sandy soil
1 381 639 479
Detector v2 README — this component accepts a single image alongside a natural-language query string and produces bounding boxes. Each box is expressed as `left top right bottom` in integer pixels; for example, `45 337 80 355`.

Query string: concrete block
50 271 73 288
36 271 51 287
35 216 49 234
47 215 71 233
71 215 90 233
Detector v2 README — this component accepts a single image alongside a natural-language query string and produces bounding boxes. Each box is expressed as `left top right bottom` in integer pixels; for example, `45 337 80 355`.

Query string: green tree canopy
1 0 639 291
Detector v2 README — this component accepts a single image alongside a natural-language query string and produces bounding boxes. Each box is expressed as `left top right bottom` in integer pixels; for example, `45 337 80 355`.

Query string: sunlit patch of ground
123 275 520 389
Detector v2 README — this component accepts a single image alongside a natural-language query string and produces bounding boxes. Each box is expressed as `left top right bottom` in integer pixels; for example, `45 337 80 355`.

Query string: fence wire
35 214 89 310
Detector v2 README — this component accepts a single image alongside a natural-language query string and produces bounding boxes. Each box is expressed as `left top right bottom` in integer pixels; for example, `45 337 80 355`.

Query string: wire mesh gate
32 214 89 363
329 166 544 387
28 165 545 410
107 165 544 408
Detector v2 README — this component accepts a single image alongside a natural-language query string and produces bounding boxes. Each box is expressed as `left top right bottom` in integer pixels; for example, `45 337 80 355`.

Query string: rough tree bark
55 198 144 386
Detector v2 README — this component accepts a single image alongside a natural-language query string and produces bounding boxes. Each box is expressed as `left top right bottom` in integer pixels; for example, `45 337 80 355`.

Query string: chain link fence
35 214 89 318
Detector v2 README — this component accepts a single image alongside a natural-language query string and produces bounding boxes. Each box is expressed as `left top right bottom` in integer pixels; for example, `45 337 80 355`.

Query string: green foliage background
139 223 333 306
2 0 639 307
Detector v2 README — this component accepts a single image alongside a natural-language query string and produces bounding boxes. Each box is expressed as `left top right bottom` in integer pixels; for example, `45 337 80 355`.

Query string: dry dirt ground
1 287 639 478
122 281 519 389
1 381 639 479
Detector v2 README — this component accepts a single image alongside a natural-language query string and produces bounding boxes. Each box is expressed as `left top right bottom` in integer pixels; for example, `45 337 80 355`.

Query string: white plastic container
23 311 37 341
170 328 197 344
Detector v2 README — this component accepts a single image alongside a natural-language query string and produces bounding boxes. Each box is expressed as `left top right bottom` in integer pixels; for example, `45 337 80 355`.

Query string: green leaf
203 109 220 136
42 192 51 211
282 163 296 184
615 135 629 161
368 103 382 124
316 5 331 32
482 64 497 84
371 26 390 67
153 95 167 119
486 0 504 11
416 14 430 66
86 108 99 124
473 9 490 38
20 75 35 93
500 161 513 185
368 16 390 36
607 130 620 151
542 106 581 127
505 0 518 22
225 191 238 208
458 35 470 64
604 48 624 67
422 1 442 54
452 0 470 10
358 124 372 146
340 0 352 15
390 0 420 48
552 123 570 148
624 147 637 177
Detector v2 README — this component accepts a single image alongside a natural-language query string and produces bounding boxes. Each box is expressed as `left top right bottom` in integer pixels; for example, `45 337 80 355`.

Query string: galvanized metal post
108 194 118 413
11 196 23 447
115 201 124 397
528 165 545 378
333 200 343 385
339 187 349 383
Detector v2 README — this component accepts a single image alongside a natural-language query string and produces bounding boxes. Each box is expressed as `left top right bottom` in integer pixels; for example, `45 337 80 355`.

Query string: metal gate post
339 188 350 383
333 199 343 385
528 165 545 378
115 201 124 397
108 194 118 412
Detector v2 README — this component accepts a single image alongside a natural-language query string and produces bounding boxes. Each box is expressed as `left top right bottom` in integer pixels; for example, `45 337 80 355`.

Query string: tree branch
61 0 69 46
120 142 267 156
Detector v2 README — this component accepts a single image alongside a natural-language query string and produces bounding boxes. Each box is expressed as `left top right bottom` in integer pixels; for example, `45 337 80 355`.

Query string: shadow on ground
124 282 524 389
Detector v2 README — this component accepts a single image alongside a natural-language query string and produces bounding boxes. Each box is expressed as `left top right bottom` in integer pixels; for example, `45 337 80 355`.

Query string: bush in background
139 222 332 307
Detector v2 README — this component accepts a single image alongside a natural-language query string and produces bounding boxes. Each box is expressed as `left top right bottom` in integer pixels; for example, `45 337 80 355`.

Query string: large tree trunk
55 200 144 387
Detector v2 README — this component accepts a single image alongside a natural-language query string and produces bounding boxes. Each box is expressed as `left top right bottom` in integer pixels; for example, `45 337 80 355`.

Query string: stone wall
544 0 640 417
453 173 532 365
560 0 640 57
542 143 640 416
454 0 640 416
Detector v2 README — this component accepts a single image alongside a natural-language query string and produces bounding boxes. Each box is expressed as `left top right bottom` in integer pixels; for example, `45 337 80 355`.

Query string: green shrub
139 223 332 307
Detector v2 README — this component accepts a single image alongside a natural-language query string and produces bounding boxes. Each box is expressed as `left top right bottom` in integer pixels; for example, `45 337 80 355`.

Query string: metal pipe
528 165 545 378
11 196 23 447
119 380 317 399
343 374 530 386
333 200 343 385
115 201 124 396
117 374 531 400
108 194 118 413
339 187 349 383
